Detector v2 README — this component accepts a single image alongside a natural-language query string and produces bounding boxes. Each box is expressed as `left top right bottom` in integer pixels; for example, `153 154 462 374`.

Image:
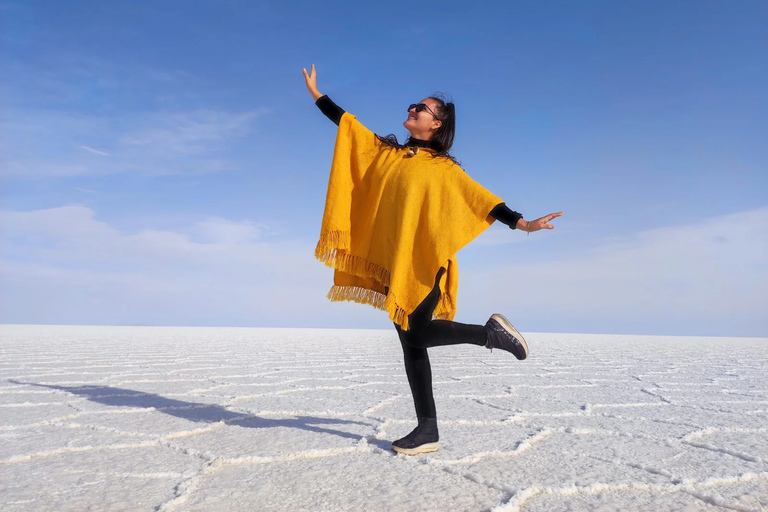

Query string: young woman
303 64 562 455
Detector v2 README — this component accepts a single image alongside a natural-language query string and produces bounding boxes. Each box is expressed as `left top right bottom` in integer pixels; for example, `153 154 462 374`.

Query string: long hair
376 93 459 164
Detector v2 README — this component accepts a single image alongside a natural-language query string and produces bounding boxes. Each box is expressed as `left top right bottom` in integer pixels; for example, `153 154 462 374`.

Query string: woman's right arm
316 95 345 126
303 64 345 126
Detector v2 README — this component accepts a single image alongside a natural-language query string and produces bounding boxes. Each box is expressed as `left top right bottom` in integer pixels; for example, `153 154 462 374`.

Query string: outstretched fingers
543 212 563 228
533 211 563 231
302 64 315 85
546 211 564 221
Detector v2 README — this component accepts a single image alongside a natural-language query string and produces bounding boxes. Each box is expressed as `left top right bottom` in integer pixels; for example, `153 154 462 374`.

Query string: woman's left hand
519 212 563 233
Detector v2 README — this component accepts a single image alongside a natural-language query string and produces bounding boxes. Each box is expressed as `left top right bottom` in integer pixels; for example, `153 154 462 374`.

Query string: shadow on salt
10 380 370 441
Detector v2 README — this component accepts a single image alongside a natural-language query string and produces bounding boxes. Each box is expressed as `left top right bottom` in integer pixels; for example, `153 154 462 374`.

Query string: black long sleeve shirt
315 95 523 229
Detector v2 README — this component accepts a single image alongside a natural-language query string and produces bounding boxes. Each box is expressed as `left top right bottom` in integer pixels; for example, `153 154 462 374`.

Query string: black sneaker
391 417 439 455
485 314 528 360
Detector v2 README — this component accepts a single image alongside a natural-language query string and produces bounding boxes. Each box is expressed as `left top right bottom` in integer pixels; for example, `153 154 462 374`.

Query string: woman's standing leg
398 336 436 419
390 268 448 454
392 332 440 454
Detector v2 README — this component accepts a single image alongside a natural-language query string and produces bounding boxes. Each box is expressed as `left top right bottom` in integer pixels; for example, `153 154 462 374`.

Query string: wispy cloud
119 109 267 156
80 145 110 156
3 107 270 178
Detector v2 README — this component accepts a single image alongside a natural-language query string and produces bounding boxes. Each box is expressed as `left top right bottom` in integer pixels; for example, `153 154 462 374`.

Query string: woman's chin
404 124 419 136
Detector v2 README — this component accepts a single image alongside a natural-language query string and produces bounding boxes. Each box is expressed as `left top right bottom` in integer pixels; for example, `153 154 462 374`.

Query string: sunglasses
408 103 439 119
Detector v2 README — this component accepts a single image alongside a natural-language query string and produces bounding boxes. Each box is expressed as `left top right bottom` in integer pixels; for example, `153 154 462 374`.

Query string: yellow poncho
315 112 502 330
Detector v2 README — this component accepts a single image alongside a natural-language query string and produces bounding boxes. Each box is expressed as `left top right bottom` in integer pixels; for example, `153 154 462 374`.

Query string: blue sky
2 0 766 336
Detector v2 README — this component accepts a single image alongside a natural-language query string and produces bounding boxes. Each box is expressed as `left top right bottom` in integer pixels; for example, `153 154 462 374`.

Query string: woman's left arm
490 203 523 229
489 203 563 232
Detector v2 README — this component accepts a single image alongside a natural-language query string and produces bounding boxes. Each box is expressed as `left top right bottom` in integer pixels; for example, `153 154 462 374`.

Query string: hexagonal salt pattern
1 325 766 511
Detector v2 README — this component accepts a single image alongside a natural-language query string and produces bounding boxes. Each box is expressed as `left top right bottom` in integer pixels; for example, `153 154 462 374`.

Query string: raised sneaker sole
491 313 529 360
391 442 439 455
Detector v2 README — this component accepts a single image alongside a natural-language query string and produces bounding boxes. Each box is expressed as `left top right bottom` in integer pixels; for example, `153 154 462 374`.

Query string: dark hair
376 93 459 164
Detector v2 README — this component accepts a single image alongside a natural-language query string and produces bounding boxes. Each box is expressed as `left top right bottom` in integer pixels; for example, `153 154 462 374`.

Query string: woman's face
403 98 442 140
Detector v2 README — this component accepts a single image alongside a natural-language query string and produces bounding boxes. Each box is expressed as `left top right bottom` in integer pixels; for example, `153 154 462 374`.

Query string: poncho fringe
316 228 457 331
314 230 391 287
323 283 454 331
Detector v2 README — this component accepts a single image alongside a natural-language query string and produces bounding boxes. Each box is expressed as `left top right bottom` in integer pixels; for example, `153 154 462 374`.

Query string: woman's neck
406 136 432 149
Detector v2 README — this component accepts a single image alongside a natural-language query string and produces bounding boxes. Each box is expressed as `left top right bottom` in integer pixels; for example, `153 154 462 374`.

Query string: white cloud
2 205 114 240
0 205 382 328
1 206 281 270
195 218 262 244
1 206 766 335
458 207 768 336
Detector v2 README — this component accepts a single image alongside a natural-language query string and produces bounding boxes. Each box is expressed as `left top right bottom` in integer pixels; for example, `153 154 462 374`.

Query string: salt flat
1 325 767 512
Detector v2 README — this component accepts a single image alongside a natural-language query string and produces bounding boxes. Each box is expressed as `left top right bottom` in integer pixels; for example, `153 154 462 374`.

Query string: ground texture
1 325 767 511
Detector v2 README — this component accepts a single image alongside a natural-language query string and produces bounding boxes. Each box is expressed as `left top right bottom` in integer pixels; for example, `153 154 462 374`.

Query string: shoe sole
391 442 439 455
491 314 528 360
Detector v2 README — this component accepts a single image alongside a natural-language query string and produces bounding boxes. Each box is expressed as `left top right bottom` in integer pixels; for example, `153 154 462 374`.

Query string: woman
303 64 562 455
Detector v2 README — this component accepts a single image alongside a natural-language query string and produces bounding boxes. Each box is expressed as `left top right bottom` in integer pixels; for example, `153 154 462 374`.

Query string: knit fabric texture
315 112 502 330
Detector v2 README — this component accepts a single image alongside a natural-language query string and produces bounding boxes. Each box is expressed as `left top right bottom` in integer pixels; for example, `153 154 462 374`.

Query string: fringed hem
318 230 457 331
328 285 411 331
315 230 350 254
383 290 410 331
434 291 456 322
315 230 391 287
327 285 386 310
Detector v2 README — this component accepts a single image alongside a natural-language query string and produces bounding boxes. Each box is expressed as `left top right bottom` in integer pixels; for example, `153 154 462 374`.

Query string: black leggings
393 268 488 419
